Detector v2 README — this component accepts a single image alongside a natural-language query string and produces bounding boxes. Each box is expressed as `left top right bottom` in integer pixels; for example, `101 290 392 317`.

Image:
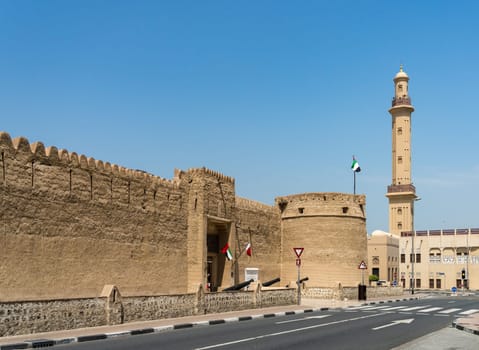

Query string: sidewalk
0 294 477 349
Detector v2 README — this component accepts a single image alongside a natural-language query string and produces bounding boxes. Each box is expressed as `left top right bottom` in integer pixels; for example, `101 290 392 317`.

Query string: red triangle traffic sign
293 247 304 258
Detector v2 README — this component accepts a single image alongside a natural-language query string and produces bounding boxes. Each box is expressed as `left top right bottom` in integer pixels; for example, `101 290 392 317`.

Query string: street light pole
411 228 415 295
466 232 470 290
411 197 421 295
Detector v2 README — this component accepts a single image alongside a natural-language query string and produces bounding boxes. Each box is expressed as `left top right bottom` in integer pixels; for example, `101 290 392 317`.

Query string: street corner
452 314 479 335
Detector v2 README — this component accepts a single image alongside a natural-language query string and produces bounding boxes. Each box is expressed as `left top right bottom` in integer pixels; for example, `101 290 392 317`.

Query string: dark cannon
298 277 309 284
223 279 255 291
262 277 281 287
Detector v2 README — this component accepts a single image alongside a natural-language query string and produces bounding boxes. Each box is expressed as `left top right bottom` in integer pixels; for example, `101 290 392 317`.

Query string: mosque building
368 67 479 290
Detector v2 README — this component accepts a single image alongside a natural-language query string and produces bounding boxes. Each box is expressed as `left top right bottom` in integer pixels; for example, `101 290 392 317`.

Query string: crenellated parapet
0 131 182 211
276 192 366 220
176 166 235 185
235 196 276 213
0 131 177 187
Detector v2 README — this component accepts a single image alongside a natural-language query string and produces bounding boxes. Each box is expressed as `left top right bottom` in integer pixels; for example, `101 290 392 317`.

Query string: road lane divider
275 315 331 324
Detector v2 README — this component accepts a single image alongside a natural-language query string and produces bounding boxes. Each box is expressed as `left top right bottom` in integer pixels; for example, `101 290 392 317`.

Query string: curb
452 320 479 336
0 296 440 349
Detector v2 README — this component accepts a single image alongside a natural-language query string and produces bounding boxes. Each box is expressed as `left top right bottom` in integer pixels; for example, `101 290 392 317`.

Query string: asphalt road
56 296 479 350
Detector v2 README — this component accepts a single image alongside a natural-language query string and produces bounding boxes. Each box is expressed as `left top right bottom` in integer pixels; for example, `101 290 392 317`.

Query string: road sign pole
293 248 304 306
297 263 301 305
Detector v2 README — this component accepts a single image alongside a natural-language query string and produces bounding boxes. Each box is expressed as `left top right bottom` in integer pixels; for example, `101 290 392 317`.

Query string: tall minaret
386 65 418 235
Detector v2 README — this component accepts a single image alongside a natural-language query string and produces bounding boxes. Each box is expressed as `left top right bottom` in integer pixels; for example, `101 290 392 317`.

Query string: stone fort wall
235 197 282 282
0 131 366 304
0 131 190 300
0 131 284 301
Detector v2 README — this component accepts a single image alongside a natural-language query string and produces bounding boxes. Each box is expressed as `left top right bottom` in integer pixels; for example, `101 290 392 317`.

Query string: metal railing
392 96 412 107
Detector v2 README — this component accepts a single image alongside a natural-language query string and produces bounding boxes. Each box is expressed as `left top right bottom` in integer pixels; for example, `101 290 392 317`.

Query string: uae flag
221 243 233 261
351 157 361 172
245 242 252 257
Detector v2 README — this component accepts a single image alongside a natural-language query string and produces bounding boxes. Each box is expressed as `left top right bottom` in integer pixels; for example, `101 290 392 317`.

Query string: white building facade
400 228 479 290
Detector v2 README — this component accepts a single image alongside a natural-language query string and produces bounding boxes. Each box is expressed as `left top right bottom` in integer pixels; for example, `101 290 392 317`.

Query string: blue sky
1 0 478 233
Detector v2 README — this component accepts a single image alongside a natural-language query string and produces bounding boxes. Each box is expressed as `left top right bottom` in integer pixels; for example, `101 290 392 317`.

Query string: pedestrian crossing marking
459 309 479 315
343 303 479 316
417 307 442 313
381 306 409 311
360 306 393 310
438 308 461 314
343 304 478 316
400 306 431 311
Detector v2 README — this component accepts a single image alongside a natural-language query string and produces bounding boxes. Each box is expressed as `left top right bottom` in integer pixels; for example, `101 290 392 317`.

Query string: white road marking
361 305 395 310
417 307 443 313
380 306 408 311
194 313 383 350
372 318 414 331
459 309 479 315
438 308 461 314
275 315 331 324
400 305 431 311
346 305 393 311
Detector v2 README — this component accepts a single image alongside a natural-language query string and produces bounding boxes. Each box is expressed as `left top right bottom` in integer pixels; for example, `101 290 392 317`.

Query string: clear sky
1 1 478 234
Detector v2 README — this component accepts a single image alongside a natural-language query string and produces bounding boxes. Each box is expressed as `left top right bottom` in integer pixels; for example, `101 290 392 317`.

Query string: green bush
369 274 379 282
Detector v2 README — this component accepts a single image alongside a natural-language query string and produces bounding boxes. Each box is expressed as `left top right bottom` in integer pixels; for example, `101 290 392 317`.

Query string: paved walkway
0 294 477 349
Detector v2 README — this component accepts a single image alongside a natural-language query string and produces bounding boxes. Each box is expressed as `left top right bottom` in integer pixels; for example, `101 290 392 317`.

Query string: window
429 249 441 263
398 156 403 164
397 208 402 215
398 222 402 230
429 279 434 288
436 279 441 289
410 253 415 263
416 253 421 263
298 207 304 214
416 279 421 288
401 254 405 263
397 127 403 135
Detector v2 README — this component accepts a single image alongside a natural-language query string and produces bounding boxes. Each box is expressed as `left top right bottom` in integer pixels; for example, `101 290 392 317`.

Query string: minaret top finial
394 64 409 81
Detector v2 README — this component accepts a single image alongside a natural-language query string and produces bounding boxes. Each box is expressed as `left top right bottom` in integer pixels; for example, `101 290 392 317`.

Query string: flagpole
353 171 356 195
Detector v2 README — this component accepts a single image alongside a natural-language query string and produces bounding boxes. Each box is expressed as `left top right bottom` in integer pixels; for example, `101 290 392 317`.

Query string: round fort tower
276 192 367 287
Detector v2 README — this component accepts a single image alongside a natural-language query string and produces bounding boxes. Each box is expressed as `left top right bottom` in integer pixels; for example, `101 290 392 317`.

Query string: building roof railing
400 228 479 237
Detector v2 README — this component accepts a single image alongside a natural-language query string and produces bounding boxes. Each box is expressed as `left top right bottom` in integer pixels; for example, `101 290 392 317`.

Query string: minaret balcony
387 184 416 194
391 96 412 107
